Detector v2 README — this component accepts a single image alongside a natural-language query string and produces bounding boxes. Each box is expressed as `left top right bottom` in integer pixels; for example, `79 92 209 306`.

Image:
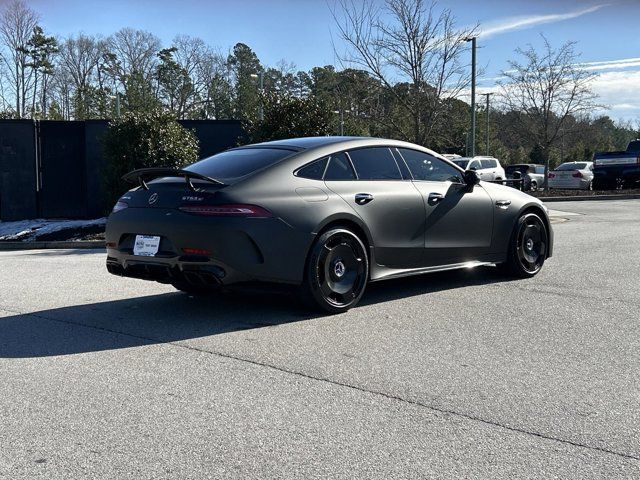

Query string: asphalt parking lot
0 199 638 479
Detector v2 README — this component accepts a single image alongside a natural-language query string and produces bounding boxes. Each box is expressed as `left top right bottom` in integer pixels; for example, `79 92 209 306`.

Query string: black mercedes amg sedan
106 136 553 312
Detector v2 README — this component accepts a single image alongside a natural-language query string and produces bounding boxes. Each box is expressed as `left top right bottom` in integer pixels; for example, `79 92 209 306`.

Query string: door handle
428 192 445 202
355 193 374 205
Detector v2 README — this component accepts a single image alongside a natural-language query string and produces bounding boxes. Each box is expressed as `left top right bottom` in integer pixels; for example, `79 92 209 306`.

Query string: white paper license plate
133 235 161 256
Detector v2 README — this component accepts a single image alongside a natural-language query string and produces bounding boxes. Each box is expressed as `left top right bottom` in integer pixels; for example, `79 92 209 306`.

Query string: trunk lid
119 180 226 210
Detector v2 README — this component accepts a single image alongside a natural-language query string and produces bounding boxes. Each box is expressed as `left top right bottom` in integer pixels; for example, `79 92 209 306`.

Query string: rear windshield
186 148 295 182
452 159 469 169
556 162 587 171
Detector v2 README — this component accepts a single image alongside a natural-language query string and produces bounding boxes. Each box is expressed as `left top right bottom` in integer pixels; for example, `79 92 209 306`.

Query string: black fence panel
179 120 245 158
38 121 87 218
0 119 244 221
0 120 37 221
84 120 110 218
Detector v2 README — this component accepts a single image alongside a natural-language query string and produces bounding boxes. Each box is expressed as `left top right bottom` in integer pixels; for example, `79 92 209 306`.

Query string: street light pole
333 109 350 136
481 92 493 156
466 36 477 157
251 72 265 121
258 71 264 121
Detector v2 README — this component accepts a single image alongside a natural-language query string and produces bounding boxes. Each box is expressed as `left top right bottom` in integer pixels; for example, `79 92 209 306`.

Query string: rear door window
296 157 328 180
347 147 402 180
480 159 496 169
324 153 356 180
397 149 463 183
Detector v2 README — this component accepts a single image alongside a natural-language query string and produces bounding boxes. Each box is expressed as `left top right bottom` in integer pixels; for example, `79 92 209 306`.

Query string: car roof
456 156 498 161
228 136 461 176
249 136 373 150
239 136 451 160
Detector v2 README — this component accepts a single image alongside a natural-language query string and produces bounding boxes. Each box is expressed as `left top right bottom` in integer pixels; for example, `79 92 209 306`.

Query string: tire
530 181 538 192
301 228 369 313
497 212 548 278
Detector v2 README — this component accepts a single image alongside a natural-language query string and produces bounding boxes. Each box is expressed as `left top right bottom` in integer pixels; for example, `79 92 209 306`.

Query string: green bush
103 109 199 210
246 92 333 143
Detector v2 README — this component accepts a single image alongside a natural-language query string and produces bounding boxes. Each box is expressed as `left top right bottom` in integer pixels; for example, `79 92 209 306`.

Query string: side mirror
464 170 480 187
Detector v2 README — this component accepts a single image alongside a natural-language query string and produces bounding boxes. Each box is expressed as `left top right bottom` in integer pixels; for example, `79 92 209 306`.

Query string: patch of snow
0 218 106 241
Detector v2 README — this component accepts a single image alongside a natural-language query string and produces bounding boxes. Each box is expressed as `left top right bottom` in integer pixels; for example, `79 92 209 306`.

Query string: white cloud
590 70 640 121
455 67 640 123
580 58 640 71
480 4 608 39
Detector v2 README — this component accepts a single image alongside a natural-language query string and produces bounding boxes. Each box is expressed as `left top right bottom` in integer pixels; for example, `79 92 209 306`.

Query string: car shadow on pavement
0 266 511 359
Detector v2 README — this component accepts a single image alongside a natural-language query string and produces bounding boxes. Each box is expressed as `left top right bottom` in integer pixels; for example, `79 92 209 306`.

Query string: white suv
452 156 506 182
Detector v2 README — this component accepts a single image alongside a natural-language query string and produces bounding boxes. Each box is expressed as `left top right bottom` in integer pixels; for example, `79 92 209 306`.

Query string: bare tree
57 34 102 118
499 36 600 189
106 28 161 85
0 0 39 117
171 35 208 117
195 48 234 119
333 0 477 145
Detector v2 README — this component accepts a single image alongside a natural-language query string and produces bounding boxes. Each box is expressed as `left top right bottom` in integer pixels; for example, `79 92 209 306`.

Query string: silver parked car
548 162 594 190
452 156 506 182
505 164 545 191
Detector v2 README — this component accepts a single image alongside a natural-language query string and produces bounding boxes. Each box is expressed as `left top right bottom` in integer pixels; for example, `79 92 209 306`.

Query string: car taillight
112 201 128 213
178 204 273 217
572 171 583 178
548 173 555 178
182 247 212 256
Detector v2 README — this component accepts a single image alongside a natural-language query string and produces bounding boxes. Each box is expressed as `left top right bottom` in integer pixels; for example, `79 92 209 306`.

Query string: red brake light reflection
178 204 273 217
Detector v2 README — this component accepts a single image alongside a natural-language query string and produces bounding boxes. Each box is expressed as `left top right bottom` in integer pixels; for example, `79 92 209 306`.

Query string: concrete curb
538 194 640 202
0 240 105 251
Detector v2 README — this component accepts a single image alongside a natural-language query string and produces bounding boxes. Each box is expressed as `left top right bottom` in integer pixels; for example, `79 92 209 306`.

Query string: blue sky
25 0 640 122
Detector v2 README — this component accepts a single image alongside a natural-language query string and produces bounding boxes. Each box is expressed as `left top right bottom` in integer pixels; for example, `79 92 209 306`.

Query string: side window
397 148 463 183
469 160 481 170
324 153 356 180
480 159 494 169
391 148 413 179
347 147 402 180
535 166 545 175
296 157 328 180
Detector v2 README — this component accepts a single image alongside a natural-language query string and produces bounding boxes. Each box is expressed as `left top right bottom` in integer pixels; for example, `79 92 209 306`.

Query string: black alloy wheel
303 228 369 313
499 212 548 278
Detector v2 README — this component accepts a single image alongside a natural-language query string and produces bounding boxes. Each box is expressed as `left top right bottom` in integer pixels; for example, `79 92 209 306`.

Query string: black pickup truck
593 140 640 190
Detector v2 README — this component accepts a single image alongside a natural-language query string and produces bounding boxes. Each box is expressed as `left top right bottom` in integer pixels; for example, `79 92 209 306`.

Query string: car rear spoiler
122 168 225 191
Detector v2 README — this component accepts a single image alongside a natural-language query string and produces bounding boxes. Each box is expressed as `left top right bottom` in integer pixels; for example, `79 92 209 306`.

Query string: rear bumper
106 255 234 287
105 207 314 286
548 178 591 190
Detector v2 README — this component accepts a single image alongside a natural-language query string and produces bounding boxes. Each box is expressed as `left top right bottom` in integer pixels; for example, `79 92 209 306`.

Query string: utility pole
481 92 493 156
333 109 351 136
251 71 265 121
466 36 477 157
